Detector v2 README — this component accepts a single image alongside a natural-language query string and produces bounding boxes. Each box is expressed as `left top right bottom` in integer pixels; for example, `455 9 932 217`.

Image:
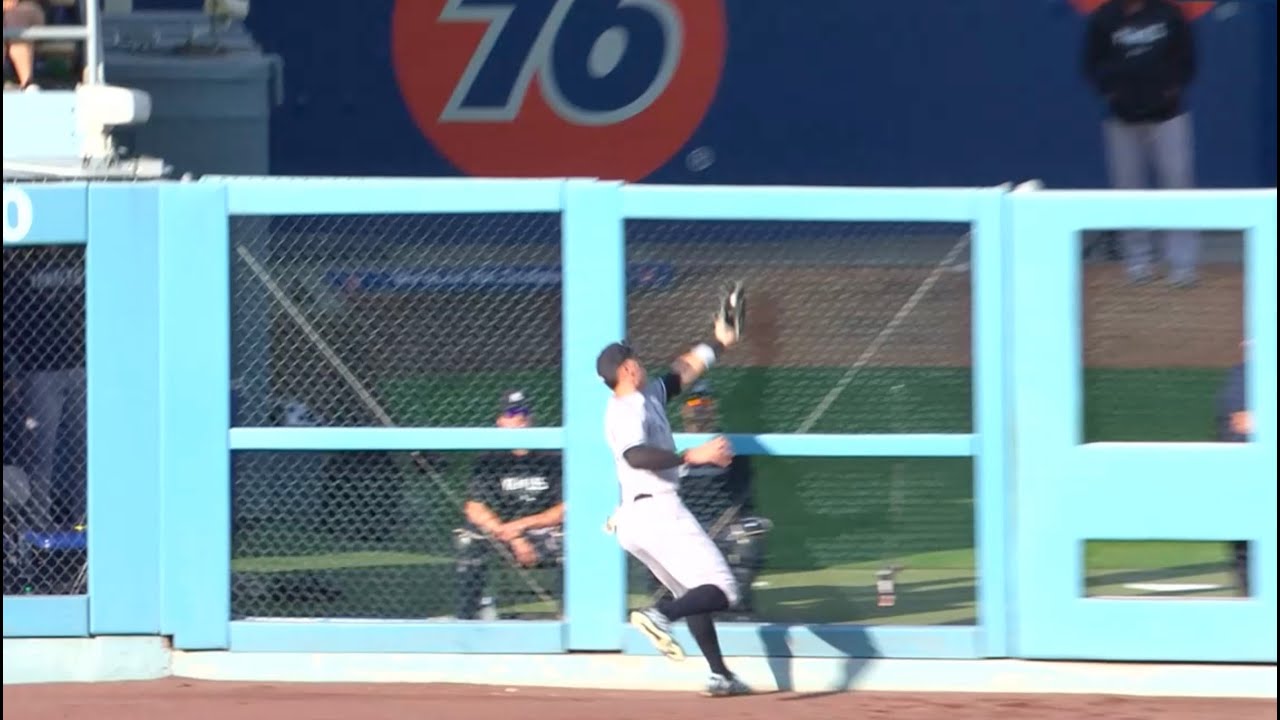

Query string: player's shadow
757 622 877 699
757 577 978 625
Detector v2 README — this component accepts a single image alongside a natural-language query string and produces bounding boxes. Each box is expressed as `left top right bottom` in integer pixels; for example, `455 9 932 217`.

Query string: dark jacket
1215 363 1246 443
1083 0 1196 123
678 456 755 527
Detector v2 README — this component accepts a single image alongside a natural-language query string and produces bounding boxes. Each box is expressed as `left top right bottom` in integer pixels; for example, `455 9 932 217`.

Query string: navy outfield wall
132 0 1275 188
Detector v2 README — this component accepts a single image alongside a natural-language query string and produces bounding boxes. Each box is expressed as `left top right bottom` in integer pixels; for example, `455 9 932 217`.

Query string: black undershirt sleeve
661 372 682 399
623 445 684 471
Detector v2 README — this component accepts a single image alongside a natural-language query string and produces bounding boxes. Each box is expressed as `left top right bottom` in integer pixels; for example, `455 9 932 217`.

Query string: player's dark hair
597 342 636 390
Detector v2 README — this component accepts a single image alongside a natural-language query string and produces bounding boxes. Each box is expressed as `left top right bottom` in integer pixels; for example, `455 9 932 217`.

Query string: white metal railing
2 0 102 85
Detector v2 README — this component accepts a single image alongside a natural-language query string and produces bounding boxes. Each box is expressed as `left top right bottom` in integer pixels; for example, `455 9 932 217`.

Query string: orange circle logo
1068 0 1216 21
392 0 727 181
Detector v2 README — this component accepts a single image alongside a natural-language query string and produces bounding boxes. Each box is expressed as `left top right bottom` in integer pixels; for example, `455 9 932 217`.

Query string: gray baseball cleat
703 673 752 697
629 608 685 662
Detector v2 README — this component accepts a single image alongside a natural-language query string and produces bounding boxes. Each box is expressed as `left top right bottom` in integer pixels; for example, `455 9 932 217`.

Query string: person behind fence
1081 0 1200 287
3 372 32 592
3 0 46 91
2 249 87 533
1214 341 1250 597
648 379 771 617
454 390 564 620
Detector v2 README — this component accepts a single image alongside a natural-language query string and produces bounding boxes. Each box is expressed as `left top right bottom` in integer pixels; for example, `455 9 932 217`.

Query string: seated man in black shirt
455 390 564 620
665 380 771 616
2 246 86 533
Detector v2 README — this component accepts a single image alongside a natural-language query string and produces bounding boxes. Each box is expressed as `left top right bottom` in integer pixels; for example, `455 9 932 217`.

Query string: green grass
1083 540 1241 599
233 550 451 574
1083 368 1227 442
233 365 1237 622
1086 540 1231 569
382 366 1227 440
380 366 974 434
230 548 977 624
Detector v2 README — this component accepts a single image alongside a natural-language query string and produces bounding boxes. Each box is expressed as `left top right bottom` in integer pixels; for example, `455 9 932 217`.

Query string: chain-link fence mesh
3 245 88 596
625 220 973 435
627 457 975 625
233 450 564 620
229 212 565 619
622 221 974 624
1081 230 1244 442
230 213 563 428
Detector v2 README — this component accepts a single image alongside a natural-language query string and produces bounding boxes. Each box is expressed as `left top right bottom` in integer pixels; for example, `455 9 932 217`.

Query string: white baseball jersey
604 378 681 501
603 376 738 604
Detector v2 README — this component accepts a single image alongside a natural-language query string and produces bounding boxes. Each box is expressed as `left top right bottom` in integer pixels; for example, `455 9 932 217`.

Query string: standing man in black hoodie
1082 0 1200 287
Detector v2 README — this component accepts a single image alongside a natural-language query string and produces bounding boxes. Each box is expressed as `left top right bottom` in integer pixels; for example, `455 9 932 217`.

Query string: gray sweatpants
1103 113 1199 283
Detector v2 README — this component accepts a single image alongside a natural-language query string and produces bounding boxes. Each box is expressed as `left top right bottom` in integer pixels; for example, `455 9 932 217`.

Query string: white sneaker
703 673 751 697
629 608 684 662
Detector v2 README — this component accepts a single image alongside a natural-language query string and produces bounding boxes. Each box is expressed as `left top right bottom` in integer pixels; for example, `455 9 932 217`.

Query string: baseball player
455 390 564 620
658 379 770 617
596 300 751 697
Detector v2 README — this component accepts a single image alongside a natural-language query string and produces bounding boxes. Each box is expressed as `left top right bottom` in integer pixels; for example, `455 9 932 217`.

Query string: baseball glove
717 281 746 341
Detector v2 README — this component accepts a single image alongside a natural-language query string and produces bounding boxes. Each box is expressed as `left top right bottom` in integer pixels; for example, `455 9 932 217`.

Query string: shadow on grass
1084 561 1240 597
750 574 981 698
751 575 977 626
232 562 563 620
234 555 1242 622
1085 562 1231 587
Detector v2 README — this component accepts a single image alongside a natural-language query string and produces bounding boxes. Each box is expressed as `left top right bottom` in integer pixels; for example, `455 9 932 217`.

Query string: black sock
687 613 731 677
657 584 729 621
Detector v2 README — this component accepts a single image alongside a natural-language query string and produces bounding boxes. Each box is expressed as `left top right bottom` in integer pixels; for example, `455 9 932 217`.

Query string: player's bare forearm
667 338 728 396
670 351 709 390
464 500 503 536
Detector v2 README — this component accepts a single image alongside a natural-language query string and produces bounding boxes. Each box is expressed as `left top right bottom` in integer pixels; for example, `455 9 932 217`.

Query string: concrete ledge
4 638 1275 699
2 637 170 685
172 651 1279 699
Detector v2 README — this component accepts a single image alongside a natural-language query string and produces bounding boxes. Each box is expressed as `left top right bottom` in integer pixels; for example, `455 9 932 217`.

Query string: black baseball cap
596 342 636 387
499 389 531 416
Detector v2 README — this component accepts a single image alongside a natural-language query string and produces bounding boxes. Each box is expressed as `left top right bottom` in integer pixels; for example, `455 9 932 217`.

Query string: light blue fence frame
3 183 91 638
215 178 574 654
610 185 1009 659
1 181 167 639
5 178 1274 664
210 179 1009 659
1009 189 1278 662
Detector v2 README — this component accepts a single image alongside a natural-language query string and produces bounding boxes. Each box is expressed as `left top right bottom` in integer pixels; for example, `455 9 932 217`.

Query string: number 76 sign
392 0 725 181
